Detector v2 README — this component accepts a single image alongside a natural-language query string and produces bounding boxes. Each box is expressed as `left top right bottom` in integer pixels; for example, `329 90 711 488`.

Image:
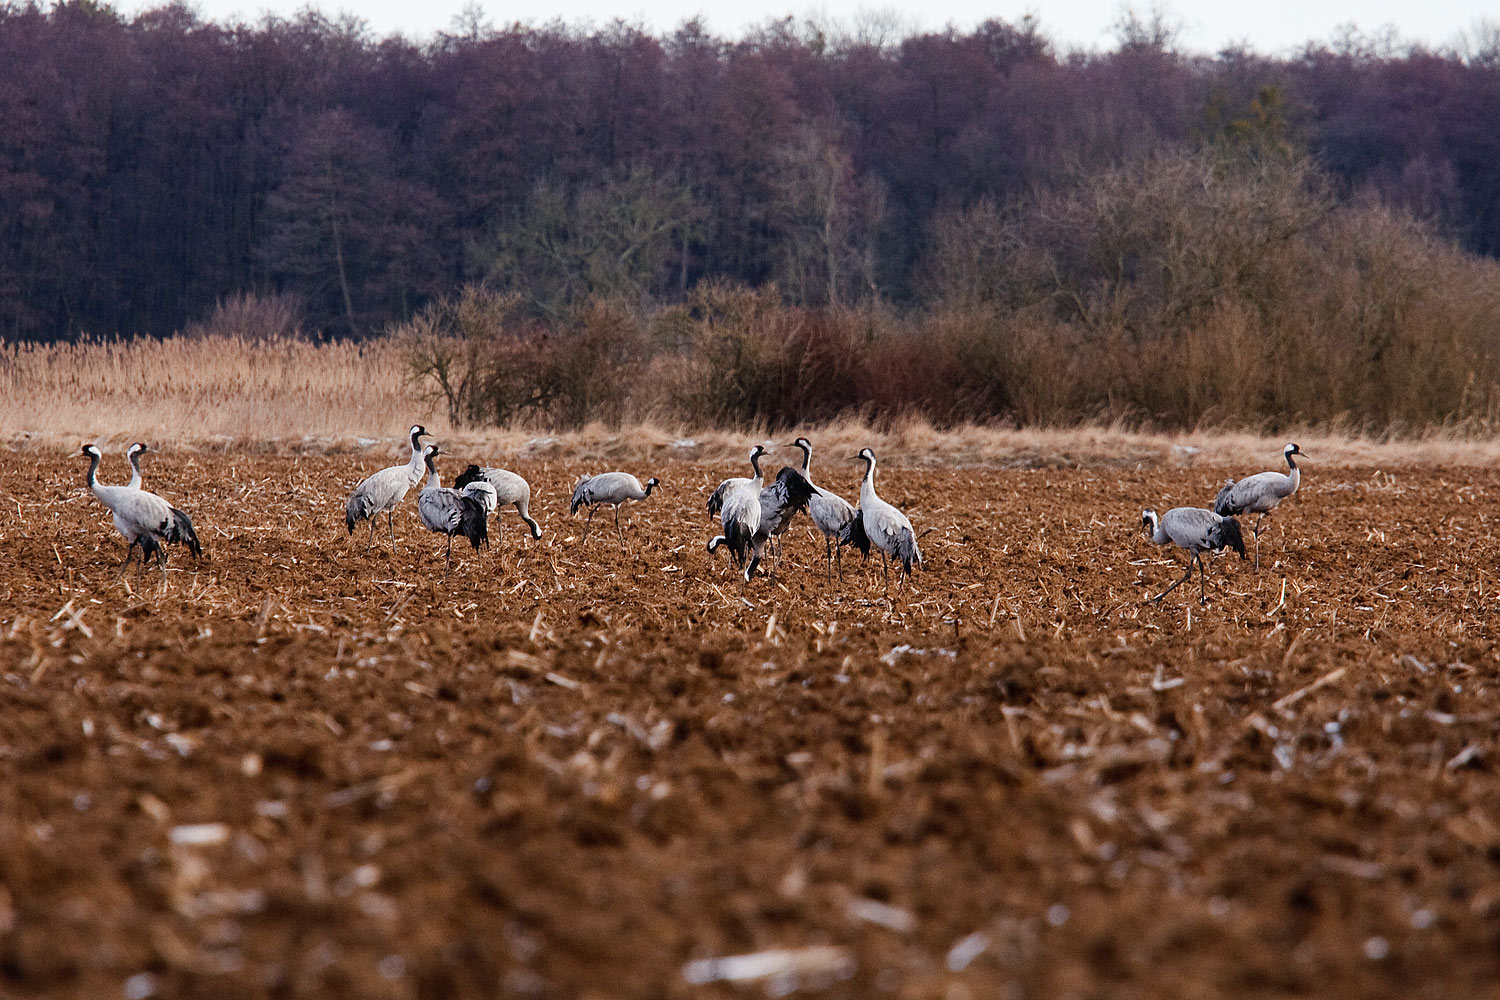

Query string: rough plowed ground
2 449 1499 999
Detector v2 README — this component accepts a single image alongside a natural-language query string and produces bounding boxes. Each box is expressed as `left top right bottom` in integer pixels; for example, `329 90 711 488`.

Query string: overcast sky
129 0 1497 55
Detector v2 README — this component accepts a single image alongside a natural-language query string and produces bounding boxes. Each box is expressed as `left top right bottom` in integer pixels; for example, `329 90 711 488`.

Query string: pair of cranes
707 438 922 586
344 426 546 577
1142 443 1304 605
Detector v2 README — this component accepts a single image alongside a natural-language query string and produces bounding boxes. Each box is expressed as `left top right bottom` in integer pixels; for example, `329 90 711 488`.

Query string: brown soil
2 451 1498 999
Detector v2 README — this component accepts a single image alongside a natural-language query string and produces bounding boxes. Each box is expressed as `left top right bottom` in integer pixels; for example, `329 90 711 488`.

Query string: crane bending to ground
1141 506 1246 605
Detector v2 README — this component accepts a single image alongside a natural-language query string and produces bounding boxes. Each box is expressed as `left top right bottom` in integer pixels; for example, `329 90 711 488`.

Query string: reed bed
6 334 1500 469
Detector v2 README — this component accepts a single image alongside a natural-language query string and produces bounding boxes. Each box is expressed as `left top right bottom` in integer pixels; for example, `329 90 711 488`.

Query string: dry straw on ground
6 334 1500 468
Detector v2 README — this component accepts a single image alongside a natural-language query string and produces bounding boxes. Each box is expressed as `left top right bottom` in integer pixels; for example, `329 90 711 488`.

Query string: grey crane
1213 442 1304 570
416 445 493 576
787 436 859 577
707 445 768 520
454 464 543 541
81 444 202 572
707 446 766 577
570 471 660 545
1141 506 1246 605
850 448 921 586
345 424 430 550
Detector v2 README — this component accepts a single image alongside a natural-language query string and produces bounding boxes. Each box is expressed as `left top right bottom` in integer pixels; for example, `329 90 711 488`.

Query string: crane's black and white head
409 425 430 449
1141 508 1159 534
81 443 101 459
789 436 812 453
128 442 148 457
853 447 876 472
423 443 442 468
645 476 661 490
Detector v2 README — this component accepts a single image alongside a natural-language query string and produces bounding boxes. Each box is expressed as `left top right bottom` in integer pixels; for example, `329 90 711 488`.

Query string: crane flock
76 427 1306 605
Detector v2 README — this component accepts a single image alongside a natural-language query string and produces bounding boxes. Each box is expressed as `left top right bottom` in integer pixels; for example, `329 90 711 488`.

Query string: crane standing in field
1214 442 1304 571
416 445 494 577
570 472 660 546
850 448 921 587
787 436 858 578
345 424 430 550
707 446 766 578
454 464 544 542
81 443 202 573
707 445 768 520
1141 506 1246 605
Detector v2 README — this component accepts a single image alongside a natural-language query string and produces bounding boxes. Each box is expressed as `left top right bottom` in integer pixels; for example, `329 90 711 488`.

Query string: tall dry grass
5 334 1500 468
0 336 430 448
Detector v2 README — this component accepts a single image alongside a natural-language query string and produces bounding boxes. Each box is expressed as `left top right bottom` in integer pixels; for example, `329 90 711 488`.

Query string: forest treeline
5 2 1500 429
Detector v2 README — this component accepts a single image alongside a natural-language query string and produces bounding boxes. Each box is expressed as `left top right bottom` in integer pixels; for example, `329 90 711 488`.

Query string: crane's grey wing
419 490 464 532
478 468 530 506
1163 507 1227 550
808 487 855 535
347 465 409 531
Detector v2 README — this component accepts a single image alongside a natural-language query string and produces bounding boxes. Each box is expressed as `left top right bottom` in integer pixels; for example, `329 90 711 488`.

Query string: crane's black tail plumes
454 464 484 490
457 496 490 551
166 507 202 558
771 467 816 516
837 509 871 559
892 526 922 576
1215 516 1247 559
1213 478 1238 517
570 476 592 516
706 481 728 519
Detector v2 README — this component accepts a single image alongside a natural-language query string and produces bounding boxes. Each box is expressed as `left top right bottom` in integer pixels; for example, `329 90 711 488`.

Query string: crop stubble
1 450 1498 998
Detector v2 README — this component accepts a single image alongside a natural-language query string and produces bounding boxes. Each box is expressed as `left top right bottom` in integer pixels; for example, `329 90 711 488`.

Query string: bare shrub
183 291 305 341
399 287 648 429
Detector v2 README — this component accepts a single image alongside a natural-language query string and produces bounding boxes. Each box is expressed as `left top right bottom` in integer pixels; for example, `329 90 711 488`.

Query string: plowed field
3 449 1499 999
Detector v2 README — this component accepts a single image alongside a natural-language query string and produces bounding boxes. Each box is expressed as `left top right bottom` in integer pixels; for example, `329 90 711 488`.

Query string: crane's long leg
443 533 454 579
388 510 397 550
1148 557 1194 603
614 505 625 547
366 516 377 551
1251 514 1267 571
1197 552 1208 604
581 506 598 542
116 541 137 578
824 536 834 579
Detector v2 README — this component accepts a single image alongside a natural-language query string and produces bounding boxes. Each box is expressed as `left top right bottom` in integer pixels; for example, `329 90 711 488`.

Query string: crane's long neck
407 442 426 482
749 451 763 484
424 459 440 490
797 445 812 478
1285 452 1300 492
1147 513 1167 545
127 451 142 489
85 451 101 491
642 480 656 498
859 456 876 503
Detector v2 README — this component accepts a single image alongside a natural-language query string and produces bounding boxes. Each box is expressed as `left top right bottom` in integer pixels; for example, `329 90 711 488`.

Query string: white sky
134 0 1497 55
